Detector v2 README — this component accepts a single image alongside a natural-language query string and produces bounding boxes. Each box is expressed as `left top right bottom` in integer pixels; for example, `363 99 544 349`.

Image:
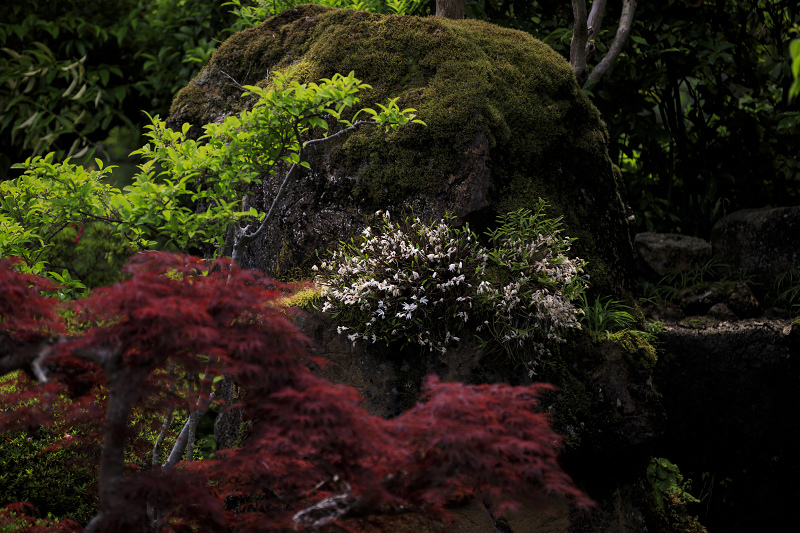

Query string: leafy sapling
1 69 424 289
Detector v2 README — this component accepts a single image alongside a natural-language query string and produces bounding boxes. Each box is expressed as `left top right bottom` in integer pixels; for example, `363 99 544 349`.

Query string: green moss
603 330 658 371
281 286 321 309
169 5 632 294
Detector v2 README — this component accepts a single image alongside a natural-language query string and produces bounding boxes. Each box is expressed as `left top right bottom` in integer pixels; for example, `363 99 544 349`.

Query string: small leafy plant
768 268 800 317
647 457 707 533
477 205 587 361
579 294 636 335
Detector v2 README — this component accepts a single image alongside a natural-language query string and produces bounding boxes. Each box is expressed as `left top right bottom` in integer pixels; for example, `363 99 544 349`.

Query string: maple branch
293 482 355 528
0 339 54 378
30 343 52 383
152 362 176 467
163 391 215 469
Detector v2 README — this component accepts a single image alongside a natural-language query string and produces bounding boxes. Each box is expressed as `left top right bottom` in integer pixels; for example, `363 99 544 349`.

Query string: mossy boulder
167 4 634 293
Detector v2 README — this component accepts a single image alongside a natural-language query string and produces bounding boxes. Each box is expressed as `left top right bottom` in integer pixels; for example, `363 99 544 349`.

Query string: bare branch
587 0 607 42
293 482 354 528
218 69 246 92
163 391 215 470
0 340 51 377
585 0 638 89
585 0 607 61
570 0 590 81
30 343 52 383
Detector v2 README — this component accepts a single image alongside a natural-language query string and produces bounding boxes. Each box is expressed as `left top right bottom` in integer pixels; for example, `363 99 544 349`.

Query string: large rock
167 5 635 293
634 232 712 279
655 318 800 532
710 206 800 279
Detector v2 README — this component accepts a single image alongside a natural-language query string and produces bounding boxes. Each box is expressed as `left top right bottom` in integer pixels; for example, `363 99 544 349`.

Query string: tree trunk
436 0 465 19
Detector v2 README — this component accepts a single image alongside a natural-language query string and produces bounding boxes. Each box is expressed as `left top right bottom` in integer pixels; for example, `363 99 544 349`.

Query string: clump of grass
768 268 800 317
579 294 636 335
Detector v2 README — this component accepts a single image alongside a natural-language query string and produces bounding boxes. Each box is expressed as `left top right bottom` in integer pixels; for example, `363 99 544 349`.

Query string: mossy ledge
167 4 635 293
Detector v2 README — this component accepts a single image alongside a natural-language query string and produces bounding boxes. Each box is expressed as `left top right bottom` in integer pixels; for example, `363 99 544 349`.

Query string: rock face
634 232 712 279
656 318 800 532
167 5 635 293
679 281 761 318
295 306 666 533
710 206 800 279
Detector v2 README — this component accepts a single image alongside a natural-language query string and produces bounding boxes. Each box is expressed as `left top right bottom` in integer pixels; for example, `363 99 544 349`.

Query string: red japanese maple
0 252 592 532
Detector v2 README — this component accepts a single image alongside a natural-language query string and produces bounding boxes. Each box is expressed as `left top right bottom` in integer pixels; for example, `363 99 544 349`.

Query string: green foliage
768 268 800 316
470 1 800 236
640 257 726 305
223 0 428 30
647 457 707 533
647 457 701 512
0 0 236 178
316 202 588 369
1 69 421 291
790 24 800 100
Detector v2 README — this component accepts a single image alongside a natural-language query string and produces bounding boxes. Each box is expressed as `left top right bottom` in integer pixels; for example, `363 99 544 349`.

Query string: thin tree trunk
570 0 590 81
436 0 465 19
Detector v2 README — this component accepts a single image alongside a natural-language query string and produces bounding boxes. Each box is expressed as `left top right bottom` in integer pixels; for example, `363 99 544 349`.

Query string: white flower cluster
315 212 484 353
475 230 587 365
315 205 588 366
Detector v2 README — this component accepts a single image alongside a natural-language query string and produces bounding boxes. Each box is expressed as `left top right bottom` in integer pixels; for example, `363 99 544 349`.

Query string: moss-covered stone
167 4 635 294
603 329 658 371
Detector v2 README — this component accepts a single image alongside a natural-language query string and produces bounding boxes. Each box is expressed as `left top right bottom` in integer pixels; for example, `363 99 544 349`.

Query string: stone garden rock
710 206 800 279
167 4 635 294
707 302 737 321
678 281 761 318
634 232 712 279
655 317 799 532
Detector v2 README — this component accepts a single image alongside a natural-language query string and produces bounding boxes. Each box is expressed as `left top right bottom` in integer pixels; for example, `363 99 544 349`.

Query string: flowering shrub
477 204 588 368
315 212 485 353
316 201 588 366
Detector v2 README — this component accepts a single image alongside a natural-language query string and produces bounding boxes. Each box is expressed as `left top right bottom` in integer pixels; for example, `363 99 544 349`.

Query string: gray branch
586 0 607 60
293 482 354 528
570 0 590 81
585 0 638 90
162 391 215 470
